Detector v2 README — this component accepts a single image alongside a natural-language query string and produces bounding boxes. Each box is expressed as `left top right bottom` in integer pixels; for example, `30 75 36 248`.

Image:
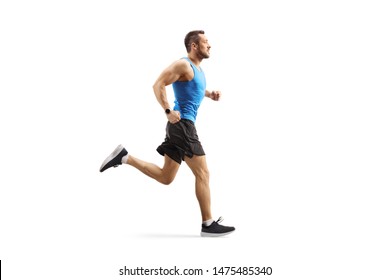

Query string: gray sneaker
99 144 128 172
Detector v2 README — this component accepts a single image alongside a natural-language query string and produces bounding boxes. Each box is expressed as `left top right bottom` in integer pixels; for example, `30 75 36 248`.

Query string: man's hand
167 110 181 124
209 90 221 101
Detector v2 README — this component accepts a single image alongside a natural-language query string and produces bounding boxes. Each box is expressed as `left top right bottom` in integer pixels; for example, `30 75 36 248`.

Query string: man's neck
187 54 202 68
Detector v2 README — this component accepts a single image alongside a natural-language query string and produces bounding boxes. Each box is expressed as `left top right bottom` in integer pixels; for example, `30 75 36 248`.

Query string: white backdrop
1 0 389 279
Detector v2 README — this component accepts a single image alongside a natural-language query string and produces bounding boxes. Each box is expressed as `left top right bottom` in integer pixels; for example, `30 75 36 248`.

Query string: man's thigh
184 155 208 175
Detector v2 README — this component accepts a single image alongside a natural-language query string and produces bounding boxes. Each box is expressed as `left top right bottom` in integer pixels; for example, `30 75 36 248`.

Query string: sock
202 219 214 227
121 155 129 164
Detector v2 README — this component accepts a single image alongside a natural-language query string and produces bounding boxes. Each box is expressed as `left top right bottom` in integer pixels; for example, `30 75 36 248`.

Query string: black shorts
157 119 205 164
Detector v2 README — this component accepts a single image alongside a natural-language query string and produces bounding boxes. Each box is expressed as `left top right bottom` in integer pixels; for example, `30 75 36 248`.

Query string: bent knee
159 175 175 185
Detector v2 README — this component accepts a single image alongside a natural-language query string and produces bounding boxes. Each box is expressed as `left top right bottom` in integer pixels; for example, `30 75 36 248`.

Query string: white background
1 0 389 279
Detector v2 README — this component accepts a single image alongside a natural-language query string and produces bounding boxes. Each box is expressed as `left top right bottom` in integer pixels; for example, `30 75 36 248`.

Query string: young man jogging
100 30 235 237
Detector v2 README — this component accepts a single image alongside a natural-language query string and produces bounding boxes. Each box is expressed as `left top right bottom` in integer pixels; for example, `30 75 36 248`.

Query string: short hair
184 30 205 52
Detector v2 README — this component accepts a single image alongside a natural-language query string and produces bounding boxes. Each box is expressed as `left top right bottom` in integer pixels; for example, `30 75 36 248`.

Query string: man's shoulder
174 57 191 67
172 58 193 79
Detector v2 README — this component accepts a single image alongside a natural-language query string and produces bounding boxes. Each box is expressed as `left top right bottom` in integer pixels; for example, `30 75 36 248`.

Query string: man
100 30 235 237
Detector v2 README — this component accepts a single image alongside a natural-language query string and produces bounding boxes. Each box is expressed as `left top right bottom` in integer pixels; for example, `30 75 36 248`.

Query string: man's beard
199 49 210 59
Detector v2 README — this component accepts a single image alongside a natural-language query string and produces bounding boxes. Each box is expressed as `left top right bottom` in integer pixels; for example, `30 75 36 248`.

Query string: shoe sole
99 144 125 172
200 229 235 237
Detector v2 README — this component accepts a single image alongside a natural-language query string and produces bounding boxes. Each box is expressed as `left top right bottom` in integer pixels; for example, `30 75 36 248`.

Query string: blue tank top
172 57 206 122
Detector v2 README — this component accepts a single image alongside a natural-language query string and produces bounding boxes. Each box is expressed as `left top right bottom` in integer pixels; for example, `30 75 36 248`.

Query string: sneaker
99 144 128 172
201 217 235 237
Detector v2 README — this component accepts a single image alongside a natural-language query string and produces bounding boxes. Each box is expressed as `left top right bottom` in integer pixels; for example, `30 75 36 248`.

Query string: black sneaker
99 144 128 172
201 217 235 237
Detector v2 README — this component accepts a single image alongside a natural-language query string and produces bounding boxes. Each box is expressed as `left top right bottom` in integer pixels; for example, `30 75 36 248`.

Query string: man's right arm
152 63 179 111
152 60 188 122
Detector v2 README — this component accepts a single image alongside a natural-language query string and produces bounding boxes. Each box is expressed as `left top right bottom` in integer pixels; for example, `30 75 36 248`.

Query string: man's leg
126 154 180 185
185 155 235 237
100 145 180 185
184 155 212 222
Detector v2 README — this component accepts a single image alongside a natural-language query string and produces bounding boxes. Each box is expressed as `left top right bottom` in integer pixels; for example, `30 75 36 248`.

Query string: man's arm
153 60 192 109
153 59 190 122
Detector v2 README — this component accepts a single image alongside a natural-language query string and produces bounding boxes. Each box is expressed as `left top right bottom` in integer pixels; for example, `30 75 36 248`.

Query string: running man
100 30 235 237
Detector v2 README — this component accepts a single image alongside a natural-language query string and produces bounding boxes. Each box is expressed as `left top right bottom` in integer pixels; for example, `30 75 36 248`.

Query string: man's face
196 34 211 59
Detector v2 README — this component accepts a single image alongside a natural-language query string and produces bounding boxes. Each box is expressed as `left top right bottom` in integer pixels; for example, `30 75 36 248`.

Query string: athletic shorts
157 119 205 164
